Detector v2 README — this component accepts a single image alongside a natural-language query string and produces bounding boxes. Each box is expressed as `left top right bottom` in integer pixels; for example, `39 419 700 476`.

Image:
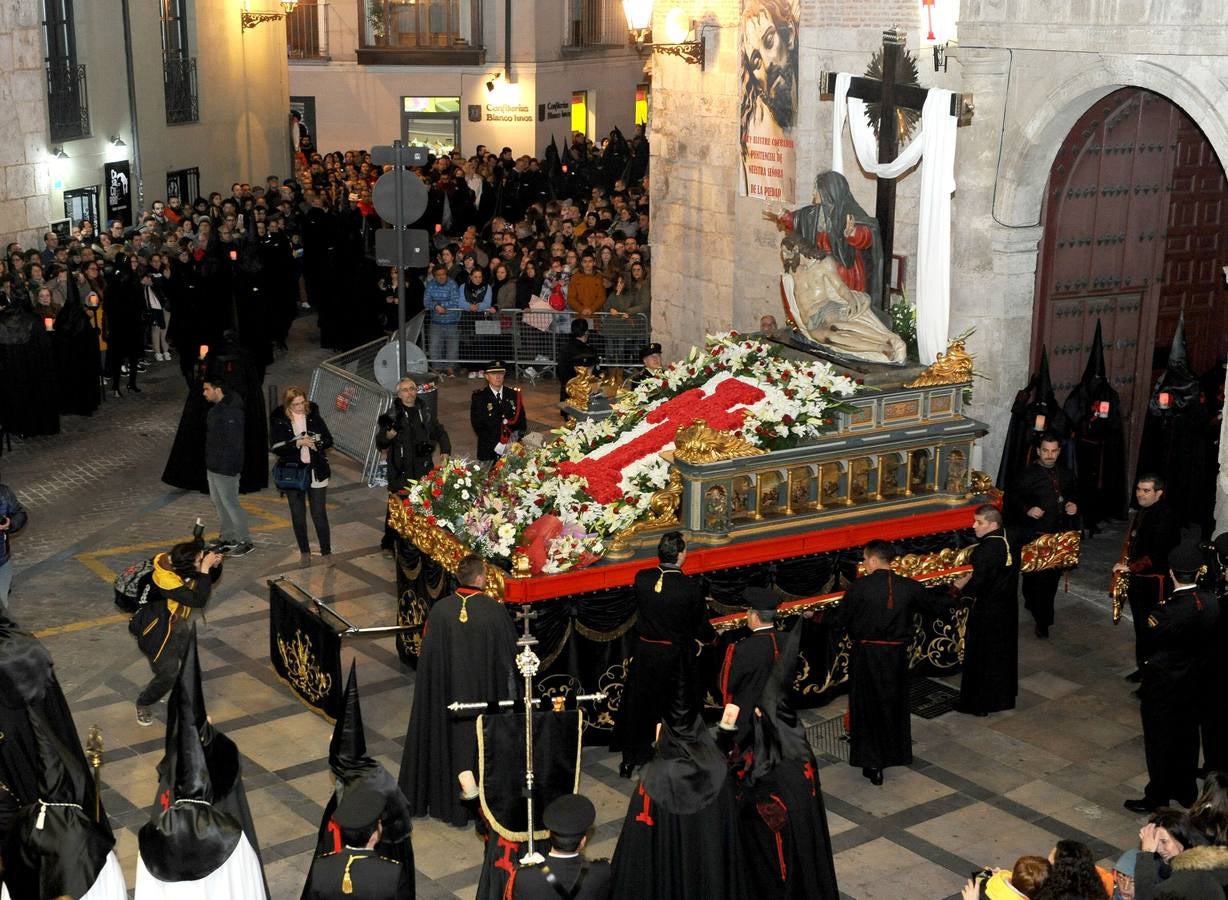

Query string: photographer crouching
376 378 451 557
133 532 223 726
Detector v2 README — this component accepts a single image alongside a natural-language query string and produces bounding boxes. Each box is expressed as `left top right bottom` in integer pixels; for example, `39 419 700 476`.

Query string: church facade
647 0 1228 527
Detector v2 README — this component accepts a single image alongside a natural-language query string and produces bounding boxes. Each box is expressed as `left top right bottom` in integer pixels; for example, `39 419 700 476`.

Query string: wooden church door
1032 88 1228 470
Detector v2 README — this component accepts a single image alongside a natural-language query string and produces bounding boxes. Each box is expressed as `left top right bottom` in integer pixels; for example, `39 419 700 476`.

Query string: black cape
610 715 749 900
956 530 1020 714
0 305 60 437
1135 313 1212 529
54 278 102 416
398 590 518 826
1061 320 1127 528
995 347 1069 490
161 337 269 493
730 621 839 900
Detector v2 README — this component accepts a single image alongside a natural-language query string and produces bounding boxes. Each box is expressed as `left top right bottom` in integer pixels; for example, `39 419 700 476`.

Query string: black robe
302 849 413 899
0 307 59 437
54 286 102 417
397 590 517 827
161 340 269 494
956 530 1020 715
610 718 748 900
827 569 937 769
1123 499 1181 668
611 566 715 768
717 627 780 750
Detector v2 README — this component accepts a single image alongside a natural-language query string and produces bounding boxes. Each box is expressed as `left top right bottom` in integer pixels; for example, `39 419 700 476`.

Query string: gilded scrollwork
1020 530 1081 572
277 629 333 703
907 606 968 670
608 469 684 549
388 497 507 599
904 336 975 387
673 420 767 464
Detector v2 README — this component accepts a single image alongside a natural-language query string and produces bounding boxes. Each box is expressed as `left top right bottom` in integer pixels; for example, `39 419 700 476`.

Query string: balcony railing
357 0 483 65
46 61 90 142
287 0 330 61
561 0 626 49
163 54 199 125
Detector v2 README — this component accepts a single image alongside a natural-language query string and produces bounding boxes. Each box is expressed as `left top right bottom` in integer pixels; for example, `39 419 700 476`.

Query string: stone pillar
0 1 52 249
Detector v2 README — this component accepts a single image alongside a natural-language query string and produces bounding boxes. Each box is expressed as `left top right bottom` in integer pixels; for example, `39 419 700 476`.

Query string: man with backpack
132 541 222 726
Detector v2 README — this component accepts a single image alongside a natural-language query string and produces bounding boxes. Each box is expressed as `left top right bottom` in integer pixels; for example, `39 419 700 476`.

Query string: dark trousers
137 622 191 708
1141 687 1199 807
1021 570 1061 628
285 486 330 554
1128 574 1168 669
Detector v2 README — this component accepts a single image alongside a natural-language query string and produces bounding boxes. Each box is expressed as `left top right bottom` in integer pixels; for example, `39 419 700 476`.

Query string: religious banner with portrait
738 0 800 201
104 160 132 228
269 577 343 720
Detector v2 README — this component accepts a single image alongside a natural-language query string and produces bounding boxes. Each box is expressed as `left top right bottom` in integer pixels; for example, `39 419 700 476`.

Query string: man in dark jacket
203 376 253 556
1007 431 1078 637
0 475 27 613
377 378 451 555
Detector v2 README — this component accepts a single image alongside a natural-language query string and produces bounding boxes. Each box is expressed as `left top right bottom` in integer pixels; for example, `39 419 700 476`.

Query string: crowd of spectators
0 126 651 439
962 773 1228 898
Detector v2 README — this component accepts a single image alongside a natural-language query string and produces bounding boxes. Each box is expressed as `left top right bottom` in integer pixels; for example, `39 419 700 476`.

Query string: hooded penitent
0 711 123 900
996 346 1069 489
1061 320 1127 528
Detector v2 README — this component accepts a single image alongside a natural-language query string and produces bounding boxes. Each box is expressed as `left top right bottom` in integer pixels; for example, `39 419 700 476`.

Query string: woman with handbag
270 386 334 568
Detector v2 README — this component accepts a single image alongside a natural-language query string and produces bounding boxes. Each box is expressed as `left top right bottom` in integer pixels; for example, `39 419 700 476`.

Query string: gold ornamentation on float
1020 530 1081 573
967 469 998 500
886 546 976 580
511 552 532 578
904 336 975 387
565 366 604 410
388 496 507 599
277 629 333 703
908 606 968 669
608 469 684 549
673 420 767 464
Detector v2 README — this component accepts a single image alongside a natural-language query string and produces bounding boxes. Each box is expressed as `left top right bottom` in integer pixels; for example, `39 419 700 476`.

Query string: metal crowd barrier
422 309 651 375
309 337 393 484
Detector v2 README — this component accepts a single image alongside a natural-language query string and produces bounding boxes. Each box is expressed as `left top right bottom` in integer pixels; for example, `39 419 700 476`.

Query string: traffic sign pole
394 141 407 375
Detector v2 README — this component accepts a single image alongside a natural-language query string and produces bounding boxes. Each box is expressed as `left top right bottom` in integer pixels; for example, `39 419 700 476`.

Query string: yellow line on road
34 612 130 638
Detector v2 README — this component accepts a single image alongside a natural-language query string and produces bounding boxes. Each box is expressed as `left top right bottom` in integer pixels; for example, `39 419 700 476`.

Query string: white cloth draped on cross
831 73 958 364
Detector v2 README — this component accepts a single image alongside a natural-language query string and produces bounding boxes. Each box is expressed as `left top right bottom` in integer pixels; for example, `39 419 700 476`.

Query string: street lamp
621 0 705 69
241 0 298 30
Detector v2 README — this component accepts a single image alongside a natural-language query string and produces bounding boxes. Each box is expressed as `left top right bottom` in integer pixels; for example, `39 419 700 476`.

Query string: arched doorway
1031 88 1228 468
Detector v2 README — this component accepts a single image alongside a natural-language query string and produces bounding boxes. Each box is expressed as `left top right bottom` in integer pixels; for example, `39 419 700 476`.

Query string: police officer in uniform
716 586 781 750
510 794 611 899
1124 541 1209 814
625 343 663 391
470 360 526 462
302 784 414 899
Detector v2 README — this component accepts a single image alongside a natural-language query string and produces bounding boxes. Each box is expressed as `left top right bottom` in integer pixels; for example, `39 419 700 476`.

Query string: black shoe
1125 669 1144 683
128 384 142 393
1034 624 1049 638
618 762 635 779
228 541 255 558
861 767 884 785
1124 797 1160 814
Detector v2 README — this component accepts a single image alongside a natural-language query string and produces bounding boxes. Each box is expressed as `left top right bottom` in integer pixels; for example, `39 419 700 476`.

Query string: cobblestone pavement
7 316 1167 899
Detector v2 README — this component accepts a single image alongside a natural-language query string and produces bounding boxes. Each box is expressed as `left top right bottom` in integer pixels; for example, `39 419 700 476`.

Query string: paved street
6 316 1161 899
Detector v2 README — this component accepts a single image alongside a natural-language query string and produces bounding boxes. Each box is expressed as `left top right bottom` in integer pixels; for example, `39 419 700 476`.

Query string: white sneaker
468 371 478 379
120 364 129 374
154 352 165 362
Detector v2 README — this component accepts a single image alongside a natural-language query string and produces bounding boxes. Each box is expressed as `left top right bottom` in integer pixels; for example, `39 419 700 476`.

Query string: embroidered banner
269 579 343 720
738 0 800 201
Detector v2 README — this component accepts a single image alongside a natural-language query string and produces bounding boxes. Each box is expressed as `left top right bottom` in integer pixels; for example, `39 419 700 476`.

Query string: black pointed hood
744 620 812 786
639 662 727 815
1150 311 1199 414
138 626 243 882
1081 320 1107 385
0 712 115 900
326 661 413 844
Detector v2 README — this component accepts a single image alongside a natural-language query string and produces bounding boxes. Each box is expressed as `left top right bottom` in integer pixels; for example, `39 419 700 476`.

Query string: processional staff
449 604 605 866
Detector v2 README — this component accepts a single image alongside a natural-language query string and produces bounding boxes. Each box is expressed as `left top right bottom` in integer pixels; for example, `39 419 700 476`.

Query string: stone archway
974 60 1228 527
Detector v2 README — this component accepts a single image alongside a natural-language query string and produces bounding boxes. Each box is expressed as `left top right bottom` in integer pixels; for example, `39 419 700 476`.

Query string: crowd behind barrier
0 126 652 443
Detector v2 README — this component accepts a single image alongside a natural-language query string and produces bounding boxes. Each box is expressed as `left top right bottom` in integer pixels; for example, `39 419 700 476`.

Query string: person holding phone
0 473 28 612
270 386 334 568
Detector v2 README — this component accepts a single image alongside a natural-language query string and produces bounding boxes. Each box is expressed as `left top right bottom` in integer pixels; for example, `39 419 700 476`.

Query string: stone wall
650 0 1228 525
0 0 52 250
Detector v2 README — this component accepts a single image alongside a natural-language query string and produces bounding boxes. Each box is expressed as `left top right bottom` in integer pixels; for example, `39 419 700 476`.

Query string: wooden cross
820 27 971 311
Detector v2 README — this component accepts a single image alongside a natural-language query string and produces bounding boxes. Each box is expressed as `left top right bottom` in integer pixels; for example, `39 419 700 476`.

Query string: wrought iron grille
163 54 199 125
46 60 89 141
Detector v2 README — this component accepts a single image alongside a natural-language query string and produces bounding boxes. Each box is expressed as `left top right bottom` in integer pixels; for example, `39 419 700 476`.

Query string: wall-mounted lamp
53 147 69 160
485 73 501 93
622 0 705 69
241 0 297 30
109 136 126 148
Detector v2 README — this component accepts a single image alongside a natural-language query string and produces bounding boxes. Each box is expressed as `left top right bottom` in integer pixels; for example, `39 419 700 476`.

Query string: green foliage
890 298 918 360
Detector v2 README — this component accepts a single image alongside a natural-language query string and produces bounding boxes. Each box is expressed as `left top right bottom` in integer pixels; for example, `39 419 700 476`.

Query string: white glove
494 442 506 456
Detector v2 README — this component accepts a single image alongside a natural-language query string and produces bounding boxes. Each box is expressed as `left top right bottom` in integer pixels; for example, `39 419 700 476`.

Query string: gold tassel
654 570 664 593
1003 533 1013 568
459 595 469 623
342 854 365 894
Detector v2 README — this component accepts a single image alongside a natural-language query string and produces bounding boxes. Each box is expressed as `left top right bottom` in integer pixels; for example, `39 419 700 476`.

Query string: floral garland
404 333 858 571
